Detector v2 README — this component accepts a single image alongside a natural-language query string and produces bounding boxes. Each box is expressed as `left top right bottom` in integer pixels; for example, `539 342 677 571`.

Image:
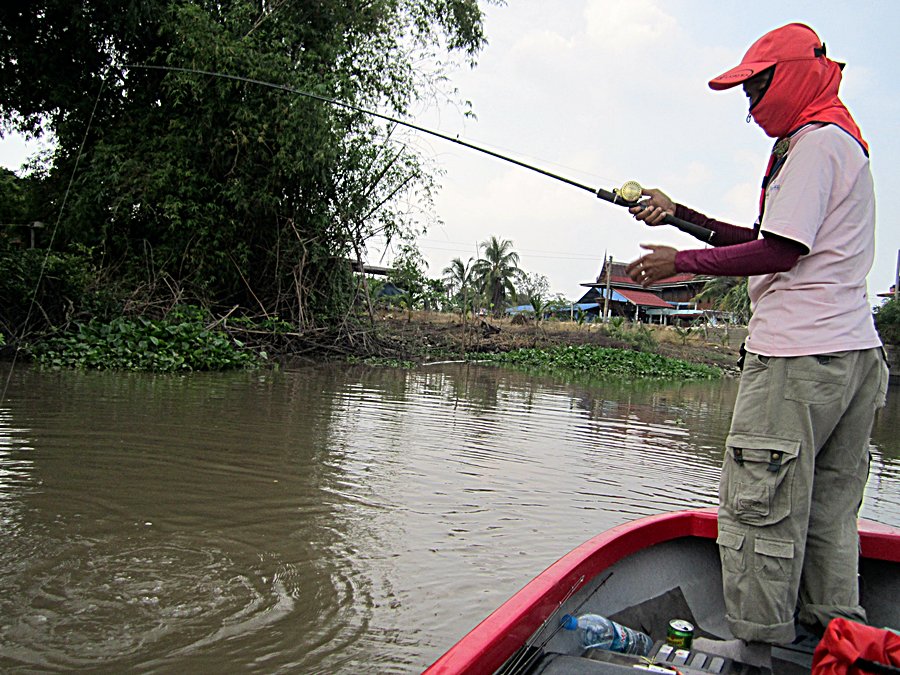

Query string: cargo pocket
722 433 801 527
716 529 746 615
784 354 847 404
753 537 794 580
716 528 744 575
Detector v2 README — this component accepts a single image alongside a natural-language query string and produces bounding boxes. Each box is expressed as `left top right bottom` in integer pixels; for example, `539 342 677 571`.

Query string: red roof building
577 259 714 323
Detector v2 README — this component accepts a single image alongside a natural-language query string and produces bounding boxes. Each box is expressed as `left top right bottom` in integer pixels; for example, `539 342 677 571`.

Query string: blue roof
593 288 629 303
505 302 599 315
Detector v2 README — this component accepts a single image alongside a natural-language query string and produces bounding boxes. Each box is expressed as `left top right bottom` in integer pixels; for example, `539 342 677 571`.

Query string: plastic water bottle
560 613 653 656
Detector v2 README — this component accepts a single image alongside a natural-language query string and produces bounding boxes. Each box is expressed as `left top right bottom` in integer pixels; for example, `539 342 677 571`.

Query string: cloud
584 0 679 51
509 30 575 65
721 182 760 225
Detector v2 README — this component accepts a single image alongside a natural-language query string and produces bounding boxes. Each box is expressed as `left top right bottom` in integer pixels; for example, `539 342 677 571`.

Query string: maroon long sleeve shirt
672 204 806 276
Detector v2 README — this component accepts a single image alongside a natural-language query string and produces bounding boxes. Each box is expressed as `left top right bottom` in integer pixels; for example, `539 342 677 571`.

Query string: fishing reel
596 180 712 241
612 180 643 205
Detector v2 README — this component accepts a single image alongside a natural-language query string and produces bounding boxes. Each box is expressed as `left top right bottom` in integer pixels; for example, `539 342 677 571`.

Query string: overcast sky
401 0 900 303
2 0 898 304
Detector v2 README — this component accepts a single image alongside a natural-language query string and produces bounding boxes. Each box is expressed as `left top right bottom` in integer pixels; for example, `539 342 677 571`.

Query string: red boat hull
425 508 900 675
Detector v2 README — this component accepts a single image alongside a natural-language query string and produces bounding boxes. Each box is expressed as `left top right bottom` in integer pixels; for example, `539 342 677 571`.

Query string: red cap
709 23 825 90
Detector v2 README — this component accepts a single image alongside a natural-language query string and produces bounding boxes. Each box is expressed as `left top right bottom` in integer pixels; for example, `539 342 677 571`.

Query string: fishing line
402 116 622 189
0 77 108 408
127 64 715 242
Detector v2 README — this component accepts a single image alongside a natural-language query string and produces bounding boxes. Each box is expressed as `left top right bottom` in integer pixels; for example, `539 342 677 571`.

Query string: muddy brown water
1 364 897 673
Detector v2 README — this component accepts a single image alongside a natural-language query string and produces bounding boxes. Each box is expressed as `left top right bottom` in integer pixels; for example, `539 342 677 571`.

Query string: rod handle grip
661 213 716 243
595 187 715 243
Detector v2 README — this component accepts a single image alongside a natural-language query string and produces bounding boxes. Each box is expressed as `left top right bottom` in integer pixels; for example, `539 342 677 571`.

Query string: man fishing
624 23 889 665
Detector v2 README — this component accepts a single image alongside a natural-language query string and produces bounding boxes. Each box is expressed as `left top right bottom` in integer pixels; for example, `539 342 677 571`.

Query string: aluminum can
666 619 694 649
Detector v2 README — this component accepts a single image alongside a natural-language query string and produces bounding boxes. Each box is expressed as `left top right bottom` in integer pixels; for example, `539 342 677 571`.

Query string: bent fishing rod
128 64 714 243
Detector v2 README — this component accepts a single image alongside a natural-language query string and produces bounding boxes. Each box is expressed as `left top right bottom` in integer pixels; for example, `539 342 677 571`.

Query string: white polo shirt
745 124 882 356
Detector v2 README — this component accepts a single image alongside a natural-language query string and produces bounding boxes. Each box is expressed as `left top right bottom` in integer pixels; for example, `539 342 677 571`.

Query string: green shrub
629 322 658 352
874 298 900 345
600 318 658 352
0 243 98 336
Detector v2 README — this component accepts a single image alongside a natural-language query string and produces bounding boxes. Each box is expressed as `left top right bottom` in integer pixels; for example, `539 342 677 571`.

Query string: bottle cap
560 614 578 630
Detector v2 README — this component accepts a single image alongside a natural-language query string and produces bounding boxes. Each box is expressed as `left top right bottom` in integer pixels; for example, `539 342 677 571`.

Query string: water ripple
0 364 895 673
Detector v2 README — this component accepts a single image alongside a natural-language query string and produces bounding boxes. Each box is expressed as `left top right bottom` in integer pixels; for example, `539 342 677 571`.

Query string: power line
369 236 607 263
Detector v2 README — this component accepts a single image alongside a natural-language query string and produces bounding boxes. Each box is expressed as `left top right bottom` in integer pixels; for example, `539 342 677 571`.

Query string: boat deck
425 511 900 675
497 537 897 675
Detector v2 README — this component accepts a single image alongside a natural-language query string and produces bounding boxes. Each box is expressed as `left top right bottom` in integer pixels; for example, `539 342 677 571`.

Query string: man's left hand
625 245 678 287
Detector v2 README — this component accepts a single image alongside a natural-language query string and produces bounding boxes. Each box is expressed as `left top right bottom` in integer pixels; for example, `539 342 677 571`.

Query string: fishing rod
128 64 715 243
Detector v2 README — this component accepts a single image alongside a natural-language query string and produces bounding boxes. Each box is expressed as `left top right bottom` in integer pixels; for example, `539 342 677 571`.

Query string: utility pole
603 255 612 322
895 249 899 301
0 221 44 248
28 221 44 249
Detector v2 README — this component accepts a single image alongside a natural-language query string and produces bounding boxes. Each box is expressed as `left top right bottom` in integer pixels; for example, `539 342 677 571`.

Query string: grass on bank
22 306 730 377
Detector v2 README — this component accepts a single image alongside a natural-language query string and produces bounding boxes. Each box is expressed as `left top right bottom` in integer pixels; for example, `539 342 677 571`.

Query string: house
376 281 406 298
506 302 601 321
577 259 716 324
877 284 897 300
349 260 392 276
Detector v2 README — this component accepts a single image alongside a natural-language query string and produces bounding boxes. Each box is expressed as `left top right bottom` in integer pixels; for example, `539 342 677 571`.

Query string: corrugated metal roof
615 288 674 308
594 288 673 308
594 261 703 288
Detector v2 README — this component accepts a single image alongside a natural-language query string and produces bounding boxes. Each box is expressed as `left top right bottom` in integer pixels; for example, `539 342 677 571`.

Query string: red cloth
709 24 869 220
708 23 867 151
811 618 900 674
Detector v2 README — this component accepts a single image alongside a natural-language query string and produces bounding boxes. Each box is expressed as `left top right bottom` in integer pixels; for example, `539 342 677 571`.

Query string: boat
424 508 900 675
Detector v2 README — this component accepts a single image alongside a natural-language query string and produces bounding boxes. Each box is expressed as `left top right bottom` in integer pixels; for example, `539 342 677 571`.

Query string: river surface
0 363 897 673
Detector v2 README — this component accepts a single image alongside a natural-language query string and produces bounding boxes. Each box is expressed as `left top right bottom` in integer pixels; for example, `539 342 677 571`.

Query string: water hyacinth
30 313 267 372
474 345 721 381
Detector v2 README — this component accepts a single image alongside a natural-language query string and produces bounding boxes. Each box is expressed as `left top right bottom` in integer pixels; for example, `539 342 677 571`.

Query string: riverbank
11 309 744 375
333 311 744 375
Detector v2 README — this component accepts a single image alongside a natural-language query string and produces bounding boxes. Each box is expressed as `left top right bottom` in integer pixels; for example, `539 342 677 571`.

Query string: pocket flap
754 537 794 559
726 434 800 463
716 529 745 551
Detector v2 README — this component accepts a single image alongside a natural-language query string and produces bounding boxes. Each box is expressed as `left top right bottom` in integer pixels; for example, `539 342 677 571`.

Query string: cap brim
708 60 775 90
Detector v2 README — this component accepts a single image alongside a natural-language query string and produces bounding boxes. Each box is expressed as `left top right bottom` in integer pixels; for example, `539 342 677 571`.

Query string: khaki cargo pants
717 347 890 644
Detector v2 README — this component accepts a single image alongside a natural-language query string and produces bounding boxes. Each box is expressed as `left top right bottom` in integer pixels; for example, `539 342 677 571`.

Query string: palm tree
472 236 521 317
442 257 474 315
694 276 751 324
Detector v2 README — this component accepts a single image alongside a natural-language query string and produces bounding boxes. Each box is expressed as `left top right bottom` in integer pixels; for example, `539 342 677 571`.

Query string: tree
874 297 900 345
0 168 27 225
472 236 520 316
519 271 549 322
388 242 431 320
442 256 475 315
694 276 751 325
0 0 497 330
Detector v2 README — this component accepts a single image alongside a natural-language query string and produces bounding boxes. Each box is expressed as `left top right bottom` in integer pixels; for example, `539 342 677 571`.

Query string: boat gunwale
424 508 900 674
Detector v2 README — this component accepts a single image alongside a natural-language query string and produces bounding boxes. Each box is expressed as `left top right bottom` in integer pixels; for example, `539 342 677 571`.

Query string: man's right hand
629 188 676 226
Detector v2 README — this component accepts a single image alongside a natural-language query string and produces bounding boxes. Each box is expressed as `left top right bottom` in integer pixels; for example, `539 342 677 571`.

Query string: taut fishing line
0 78 108 408
127 64 715 242
1 64 715 405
